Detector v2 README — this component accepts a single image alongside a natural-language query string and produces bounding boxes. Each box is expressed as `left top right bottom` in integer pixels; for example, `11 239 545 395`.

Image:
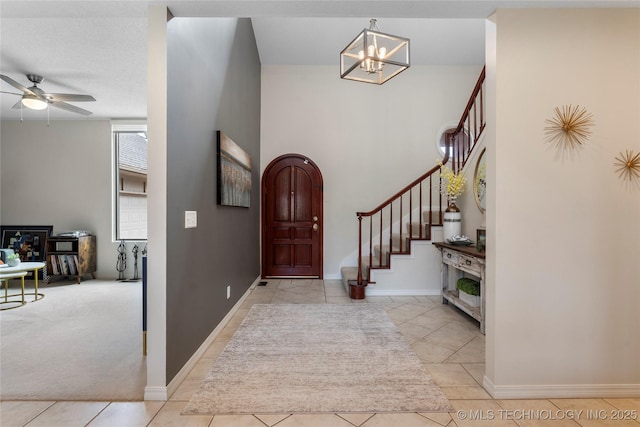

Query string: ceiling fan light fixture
21 95 48 110
340 19 410 85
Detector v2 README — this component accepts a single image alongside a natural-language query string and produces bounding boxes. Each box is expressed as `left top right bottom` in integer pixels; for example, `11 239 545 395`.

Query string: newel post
356 213 363 285
348 213 366 300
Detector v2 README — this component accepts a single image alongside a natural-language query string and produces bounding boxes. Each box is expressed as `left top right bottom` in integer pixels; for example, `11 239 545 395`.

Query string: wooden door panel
294 168 312 221
272 227 290 239
262 154 323 278
273 245 291 266
274 167 291 221
294 245 312 266
295 227 312 239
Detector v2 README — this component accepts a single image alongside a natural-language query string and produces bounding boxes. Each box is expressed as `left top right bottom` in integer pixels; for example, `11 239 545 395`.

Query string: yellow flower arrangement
439 162 466 202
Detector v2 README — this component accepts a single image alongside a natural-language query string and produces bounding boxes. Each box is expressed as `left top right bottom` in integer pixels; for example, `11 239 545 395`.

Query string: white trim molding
484 376 640 399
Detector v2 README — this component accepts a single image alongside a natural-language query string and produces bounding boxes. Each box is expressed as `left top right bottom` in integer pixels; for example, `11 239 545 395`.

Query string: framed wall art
1 225 53 279
216 131 252 208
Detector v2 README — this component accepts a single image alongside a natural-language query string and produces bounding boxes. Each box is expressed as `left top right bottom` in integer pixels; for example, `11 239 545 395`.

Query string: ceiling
0 0 634 120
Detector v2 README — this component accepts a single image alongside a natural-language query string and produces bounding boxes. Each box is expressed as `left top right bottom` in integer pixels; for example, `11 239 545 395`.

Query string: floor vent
257 281 268 286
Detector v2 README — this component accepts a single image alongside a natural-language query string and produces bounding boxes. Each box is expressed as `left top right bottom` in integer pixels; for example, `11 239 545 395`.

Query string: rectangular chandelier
340 19 410 85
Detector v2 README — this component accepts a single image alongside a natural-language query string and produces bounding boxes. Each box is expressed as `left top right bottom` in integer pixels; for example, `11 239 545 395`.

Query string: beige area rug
183 304 451 415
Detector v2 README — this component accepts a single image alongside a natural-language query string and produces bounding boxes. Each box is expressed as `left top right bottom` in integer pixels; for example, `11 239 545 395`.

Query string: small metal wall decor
544 105 594 150
614 149 640 185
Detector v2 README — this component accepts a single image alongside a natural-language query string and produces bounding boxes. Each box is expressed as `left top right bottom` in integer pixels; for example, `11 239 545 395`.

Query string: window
113 123 148 241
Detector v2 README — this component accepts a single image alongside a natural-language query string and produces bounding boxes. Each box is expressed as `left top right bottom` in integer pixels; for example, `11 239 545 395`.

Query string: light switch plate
185 211 197 228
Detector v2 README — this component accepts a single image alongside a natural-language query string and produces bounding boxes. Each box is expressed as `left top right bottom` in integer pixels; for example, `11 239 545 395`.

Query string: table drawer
442 248 482 275
457 253 482 275
442 248 459 265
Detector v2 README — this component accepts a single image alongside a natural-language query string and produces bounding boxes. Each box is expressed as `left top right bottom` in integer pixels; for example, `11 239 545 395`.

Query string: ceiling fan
0 73 95 116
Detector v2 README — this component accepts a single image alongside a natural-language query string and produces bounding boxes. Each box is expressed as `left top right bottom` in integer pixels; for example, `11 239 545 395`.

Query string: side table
1 262 46 302
0 270 28 310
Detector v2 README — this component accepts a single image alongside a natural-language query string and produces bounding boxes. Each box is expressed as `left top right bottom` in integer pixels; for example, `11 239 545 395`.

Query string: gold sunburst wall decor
544 104 594 150
614 149 640 183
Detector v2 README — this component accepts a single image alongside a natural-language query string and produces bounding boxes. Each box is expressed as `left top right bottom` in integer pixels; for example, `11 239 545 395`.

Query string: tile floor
1 279 638 426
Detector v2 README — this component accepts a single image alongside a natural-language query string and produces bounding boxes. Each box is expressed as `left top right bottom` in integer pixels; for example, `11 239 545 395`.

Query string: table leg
20 275 25 304
28 268 45 302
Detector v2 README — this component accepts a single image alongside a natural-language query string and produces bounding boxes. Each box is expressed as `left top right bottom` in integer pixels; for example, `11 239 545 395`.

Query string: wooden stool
0 271 28 310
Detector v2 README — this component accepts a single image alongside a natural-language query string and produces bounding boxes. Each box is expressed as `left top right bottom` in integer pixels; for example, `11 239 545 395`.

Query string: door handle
313 216 318 222
313 223 319 231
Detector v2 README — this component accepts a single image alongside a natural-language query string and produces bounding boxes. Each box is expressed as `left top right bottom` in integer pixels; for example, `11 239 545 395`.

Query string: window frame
112 121 148 242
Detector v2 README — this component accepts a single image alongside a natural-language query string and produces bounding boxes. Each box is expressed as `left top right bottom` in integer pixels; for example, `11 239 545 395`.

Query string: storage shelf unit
46 235 96 284
433 242 485 334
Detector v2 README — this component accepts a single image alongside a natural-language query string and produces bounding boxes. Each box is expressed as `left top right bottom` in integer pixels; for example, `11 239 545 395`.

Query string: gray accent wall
165 17 261 381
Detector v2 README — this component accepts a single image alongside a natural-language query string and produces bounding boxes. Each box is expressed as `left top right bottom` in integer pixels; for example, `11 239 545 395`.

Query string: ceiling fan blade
50 100 93 116
11 100 23 109
45 93 96 102
0 74 36 96
1 90 22 96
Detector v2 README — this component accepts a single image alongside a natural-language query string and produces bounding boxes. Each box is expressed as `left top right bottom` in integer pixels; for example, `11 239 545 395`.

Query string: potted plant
456 277 480 307
7 253 21 267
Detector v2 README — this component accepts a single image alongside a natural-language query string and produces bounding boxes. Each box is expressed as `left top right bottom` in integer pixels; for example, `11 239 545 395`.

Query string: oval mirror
474 148 486 213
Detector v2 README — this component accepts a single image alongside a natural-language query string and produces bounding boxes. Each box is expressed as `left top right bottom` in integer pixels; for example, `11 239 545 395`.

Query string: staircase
341 66 486 298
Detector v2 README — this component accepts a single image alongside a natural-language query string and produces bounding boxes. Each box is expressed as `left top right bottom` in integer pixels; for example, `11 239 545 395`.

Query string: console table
433 242 485 334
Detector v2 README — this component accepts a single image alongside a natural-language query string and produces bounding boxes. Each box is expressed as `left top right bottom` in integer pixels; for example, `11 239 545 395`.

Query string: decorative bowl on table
446 235 474 246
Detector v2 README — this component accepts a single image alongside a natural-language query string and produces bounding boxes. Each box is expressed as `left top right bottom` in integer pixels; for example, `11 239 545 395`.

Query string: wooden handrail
356 163 443 218
455 66 485 135
355 66 486 286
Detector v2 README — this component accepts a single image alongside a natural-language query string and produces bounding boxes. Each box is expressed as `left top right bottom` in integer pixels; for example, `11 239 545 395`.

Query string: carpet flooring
183 304 451 415
0 280 145 401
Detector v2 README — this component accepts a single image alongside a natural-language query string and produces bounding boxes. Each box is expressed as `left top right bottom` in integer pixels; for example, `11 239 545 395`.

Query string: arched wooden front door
262 154 323 278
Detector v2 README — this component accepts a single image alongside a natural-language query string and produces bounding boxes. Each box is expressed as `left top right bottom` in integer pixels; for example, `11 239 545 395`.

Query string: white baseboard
483 376 640 398
143 386 169 401
145 275 260 401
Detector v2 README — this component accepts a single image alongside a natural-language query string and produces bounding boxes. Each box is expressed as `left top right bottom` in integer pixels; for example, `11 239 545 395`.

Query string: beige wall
0 120 137 280
485 9 640 397
261 65 484 278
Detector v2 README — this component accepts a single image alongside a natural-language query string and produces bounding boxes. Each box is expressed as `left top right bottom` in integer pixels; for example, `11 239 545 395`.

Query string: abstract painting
217 131 251 207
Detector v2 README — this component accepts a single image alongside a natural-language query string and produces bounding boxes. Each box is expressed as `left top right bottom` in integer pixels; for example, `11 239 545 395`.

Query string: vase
7 258 20 267
443 202 462 242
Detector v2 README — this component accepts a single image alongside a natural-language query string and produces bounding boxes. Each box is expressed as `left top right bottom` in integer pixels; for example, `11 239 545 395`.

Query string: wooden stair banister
353 66 486 289
451 66 486 174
